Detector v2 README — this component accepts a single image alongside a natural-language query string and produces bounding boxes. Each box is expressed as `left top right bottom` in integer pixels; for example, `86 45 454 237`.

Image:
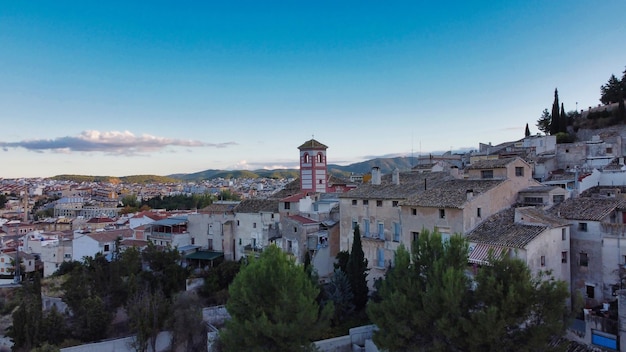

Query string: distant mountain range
167 156 420 182
50 156 420 183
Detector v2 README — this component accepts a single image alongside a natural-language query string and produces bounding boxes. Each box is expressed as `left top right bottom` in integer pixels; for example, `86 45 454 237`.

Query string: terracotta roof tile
402 179 504 208
549 197 626 221
234 199 279 213
466 208 547 248
467 157 516 169
339 172 452 200
298 139 328 150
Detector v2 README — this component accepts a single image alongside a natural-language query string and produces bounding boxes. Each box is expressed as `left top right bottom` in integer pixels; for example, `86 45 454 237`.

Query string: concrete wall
60 331 172 352
570 221 605 306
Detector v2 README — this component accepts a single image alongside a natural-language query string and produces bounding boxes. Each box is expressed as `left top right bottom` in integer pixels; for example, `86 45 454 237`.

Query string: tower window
317 154 323 163
303 153 309 163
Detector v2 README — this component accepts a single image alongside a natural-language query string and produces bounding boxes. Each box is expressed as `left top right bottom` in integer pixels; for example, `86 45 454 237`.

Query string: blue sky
1 1 625 178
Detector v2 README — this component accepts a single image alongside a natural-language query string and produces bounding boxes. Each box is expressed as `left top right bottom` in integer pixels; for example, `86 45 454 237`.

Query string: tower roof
298 139 328 150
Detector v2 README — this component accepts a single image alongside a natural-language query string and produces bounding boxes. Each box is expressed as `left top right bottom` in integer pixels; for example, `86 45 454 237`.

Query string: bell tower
298 138 328 193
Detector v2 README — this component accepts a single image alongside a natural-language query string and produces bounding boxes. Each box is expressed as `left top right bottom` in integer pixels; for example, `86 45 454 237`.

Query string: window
412 232 420 242
562 251 568 263
363 220 370 237
319 179 323 184
378 223 385 240
377 248 385 268
439 209 446 219
524 197 543 205
481 170 494 179
253 223 257 229
553 195 565 203
515 167 524 176
441 232 451 243
104 244 110 252
607 147 613 154
207 239 213 249
285 202 291 210
237 220 240 226
411 208 417 216
294 227 297 233
363 200 369 206
191 237 195 245
392 201 399 207
393 222 401 242
352 200 357 206
303 153 309 163
561 228 567 241
477 208 482 218
623 255 626 265
580 252 589 267
541 256 546 267
376 200 383 207
586 285 595 299
317 153 323 163
578 222 588 232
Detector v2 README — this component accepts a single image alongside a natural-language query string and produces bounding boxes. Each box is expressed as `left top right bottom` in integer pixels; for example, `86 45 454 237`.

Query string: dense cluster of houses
4 128 626 350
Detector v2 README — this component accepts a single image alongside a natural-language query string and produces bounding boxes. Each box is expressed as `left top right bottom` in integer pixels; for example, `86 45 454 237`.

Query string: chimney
466 189 473 201
450 166 459 178
392 168 400 185
371 167 382 185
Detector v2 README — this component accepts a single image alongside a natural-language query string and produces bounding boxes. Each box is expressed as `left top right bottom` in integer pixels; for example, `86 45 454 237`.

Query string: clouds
0 130 237 155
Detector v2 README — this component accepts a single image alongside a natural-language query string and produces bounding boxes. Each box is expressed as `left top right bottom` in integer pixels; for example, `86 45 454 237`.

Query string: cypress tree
550 88 560 135
524 123 531 137
346 224 369 311
560 103 567 133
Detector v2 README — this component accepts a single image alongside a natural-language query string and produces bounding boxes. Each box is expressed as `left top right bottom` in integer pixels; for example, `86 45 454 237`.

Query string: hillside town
4 107 626 350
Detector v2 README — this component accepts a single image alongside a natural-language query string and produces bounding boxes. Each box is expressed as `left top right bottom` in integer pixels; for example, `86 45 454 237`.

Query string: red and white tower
298 138 328 193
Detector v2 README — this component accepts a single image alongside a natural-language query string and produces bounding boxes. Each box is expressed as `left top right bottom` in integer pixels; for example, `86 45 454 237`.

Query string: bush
555 132 575 144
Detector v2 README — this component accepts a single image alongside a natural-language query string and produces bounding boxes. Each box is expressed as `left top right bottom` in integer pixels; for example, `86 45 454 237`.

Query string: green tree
559 103 567 133
127 287 170 352
601 74 623 105
550 88 560 135
141 242 188 298
462 256 570 351
41 305 68 347
346 224 368 311
0 194 7 208
73 296 111 342
168 292 207 352
324 269 354 325
220 245 333 351
8 274 43 351
368 229 571 352
536 109 551 135
525 123 531 137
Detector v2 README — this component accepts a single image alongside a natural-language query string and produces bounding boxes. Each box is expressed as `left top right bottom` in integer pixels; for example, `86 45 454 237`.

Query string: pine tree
346 224 369 311
368 230 470 350
525 123 530 137
550 88 560 135
601 74 623 105
536 109 551 134
368 229 571 352
220 245 333 351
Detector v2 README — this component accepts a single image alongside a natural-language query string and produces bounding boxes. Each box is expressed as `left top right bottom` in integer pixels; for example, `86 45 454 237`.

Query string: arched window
317 153 323 163
303 153 309 163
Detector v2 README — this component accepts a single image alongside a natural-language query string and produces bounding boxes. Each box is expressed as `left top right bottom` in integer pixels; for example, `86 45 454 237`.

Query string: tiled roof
467 157 516 169
271 179 302 199
519 185 560 193
86 217 115 223
549 197 626 221
287 215 319 225
87 229 133 243
339 172 452 200
516 207 569 227
402 179 504 208
233 199 279 213
466 208 547 248
200 203 238 213
121 239 149 248
298 139 328 150
281 192 307 203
